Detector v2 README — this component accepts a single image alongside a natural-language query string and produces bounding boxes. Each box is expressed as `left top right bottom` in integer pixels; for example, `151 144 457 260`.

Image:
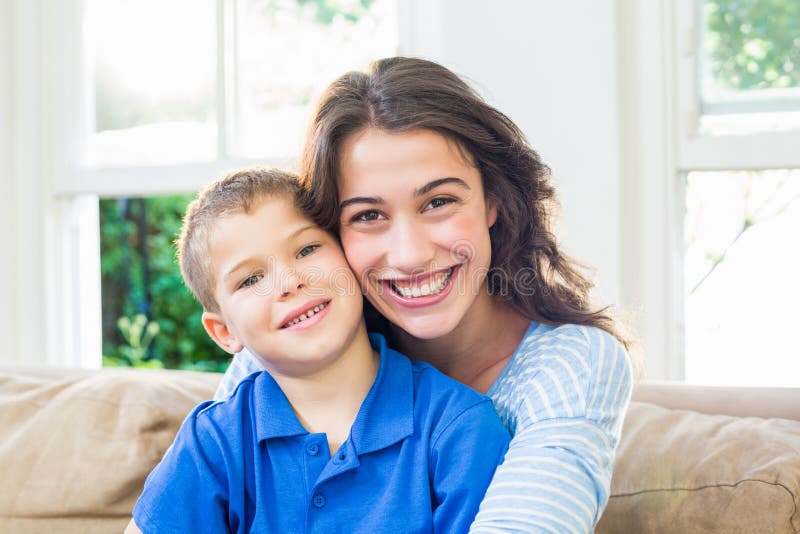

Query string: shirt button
307 444 319 456
312 494 326 508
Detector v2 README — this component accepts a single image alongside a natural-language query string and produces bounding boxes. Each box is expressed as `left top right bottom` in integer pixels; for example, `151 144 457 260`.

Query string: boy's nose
278 269 305 299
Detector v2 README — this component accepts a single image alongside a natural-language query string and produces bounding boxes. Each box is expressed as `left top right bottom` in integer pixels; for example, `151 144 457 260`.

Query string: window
86 0 218 168
46 0 399 369
675 0 800 385
684 169 800 386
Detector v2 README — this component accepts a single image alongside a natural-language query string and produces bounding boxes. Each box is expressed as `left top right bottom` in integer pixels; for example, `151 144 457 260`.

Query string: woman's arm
124 519 142 534
215 349 263 401
469 326 633 533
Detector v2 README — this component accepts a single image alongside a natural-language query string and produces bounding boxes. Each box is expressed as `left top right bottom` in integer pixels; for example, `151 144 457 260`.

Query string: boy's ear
202 311 244 354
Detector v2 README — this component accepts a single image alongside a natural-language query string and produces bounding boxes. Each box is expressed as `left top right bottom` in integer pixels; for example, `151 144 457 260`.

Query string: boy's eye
239 274 262 289
297 244 320 258
351 210 384 222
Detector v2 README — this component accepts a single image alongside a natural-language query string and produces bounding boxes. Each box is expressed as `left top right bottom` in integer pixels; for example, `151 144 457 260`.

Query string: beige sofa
1 367 798 533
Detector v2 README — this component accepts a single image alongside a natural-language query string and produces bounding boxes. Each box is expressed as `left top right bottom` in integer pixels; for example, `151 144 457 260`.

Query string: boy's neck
268 325 379 455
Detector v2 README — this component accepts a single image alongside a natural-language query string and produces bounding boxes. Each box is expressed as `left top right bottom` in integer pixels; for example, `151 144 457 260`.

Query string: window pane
684 169 800 386
699 0 800 133
99 196 228 371
230 0 398 159
85 0 217 167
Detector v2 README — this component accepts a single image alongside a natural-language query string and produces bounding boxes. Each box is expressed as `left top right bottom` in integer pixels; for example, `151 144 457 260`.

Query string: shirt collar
251 333 415 450
253 372 308 441
349 333 414 455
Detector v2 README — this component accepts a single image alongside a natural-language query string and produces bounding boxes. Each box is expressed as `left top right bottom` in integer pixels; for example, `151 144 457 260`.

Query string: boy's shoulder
409 357 487 405
386 347 498 440
190 371 264 432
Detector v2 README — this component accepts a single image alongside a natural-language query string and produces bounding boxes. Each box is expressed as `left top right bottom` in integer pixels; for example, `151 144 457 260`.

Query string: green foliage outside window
263 0 376 25
704 0 800 91
100 196 229 372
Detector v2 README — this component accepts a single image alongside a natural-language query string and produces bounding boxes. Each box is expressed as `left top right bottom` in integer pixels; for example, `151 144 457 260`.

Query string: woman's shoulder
517 322 628 369
490 322 633 431
495 322 631 407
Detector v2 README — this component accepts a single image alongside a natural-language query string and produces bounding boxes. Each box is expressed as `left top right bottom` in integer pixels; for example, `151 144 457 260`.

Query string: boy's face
201 196 364 378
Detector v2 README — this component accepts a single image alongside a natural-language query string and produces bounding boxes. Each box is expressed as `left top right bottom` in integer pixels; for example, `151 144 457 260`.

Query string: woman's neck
393 290 531 393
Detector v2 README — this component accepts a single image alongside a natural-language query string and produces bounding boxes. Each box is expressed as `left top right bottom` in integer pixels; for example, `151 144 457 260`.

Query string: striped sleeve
214 348 264 401
469 325 633 534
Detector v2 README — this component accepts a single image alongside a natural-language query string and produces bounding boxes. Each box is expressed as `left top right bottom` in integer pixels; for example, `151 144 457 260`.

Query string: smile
281 301 330 329
388 267 454 298
380 265 460 308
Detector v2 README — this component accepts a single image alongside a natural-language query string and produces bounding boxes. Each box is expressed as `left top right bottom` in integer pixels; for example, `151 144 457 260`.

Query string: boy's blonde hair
177 167 301 312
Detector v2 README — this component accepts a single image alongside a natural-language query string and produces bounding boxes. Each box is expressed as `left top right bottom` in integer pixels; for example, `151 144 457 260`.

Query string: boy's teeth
284 302 327 328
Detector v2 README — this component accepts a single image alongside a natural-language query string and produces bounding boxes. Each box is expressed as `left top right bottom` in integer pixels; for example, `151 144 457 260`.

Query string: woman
218 57 634 533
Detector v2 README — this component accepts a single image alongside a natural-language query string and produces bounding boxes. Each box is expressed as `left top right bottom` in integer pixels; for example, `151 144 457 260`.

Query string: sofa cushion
597 401 800 533
0 367 220 534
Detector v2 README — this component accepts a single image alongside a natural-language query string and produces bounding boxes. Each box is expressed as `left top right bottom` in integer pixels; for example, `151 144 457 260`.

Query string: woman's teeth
283 303 327 328
391 268 453 298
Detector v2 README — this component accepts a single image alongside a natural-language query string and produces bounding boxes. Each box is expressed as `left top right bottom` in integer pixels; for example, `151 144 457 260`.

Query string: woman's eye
352 210 384 222
297 244 320 258
426 197 454 210
239 274 262 289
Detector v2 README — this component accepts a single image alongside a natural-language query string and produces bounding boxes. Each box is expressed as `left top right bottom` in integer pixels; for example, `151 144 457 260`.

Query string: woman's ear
202 311 244 354
486 200 498 228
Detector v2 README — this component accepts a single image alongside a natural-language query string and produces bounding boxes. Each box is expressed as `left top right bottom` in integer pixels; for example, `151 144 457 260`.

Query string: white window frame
673 1 800 172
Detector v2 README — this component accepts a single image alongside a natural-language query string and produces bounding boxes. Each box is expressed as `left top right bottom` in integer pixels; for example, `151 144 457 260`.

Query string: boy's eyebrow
223 259 259 283
338 177 470 210
222 223 317 282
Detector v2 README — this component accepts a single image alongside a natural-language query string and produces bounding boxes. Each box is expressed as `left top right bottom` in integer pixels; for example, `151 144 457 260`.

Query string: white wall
0 0 21 362
1 0 60 367
405 0 623 306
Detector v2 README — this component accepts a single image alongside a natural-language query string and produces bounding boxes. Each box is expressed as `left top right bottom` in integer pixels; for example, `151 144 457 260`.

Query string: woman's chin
366 284 477 342
384 312 461 341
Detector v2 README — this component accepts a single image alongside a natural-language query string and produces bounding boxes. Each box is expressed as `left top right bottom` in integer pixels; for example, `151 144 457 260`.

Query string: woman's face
337 128 497 340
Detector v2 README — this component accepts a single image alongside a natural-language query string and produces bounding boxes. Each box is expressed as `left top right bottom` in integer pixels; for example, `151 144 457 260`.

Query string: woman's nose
385 216 437 274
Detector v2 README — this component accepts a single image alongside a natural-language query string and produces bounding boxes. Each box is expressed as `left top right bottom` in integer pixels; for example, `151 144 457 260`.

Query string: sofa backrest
599 382 800 533
1 367 798 533
633 381 800 420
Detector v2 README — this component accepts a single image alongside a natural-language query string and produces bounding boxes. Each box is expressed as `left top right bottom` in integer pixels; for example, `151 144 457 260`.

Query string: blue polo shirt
133 334 510 533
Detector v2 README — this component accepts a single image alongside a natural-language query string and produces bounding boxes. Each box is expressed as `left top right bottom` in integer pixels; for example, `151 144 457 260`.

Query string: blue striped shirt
215 321 633 533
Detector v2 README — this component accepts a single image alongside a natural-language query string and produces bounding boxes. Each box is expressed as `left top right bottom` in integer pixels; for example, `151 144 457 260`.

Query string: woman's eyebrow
339 195 384 210
339 177 470 210
414 177 470 197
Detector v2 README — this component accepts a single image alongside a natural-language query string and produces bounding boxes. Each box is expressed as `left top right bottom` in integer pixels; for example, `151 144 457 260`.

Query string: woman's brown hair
300 56 635 352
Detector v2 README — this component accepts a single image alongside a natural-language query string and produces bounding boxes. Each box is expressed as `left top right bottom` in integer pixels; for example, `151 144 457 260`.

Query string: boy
126 168 509 533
